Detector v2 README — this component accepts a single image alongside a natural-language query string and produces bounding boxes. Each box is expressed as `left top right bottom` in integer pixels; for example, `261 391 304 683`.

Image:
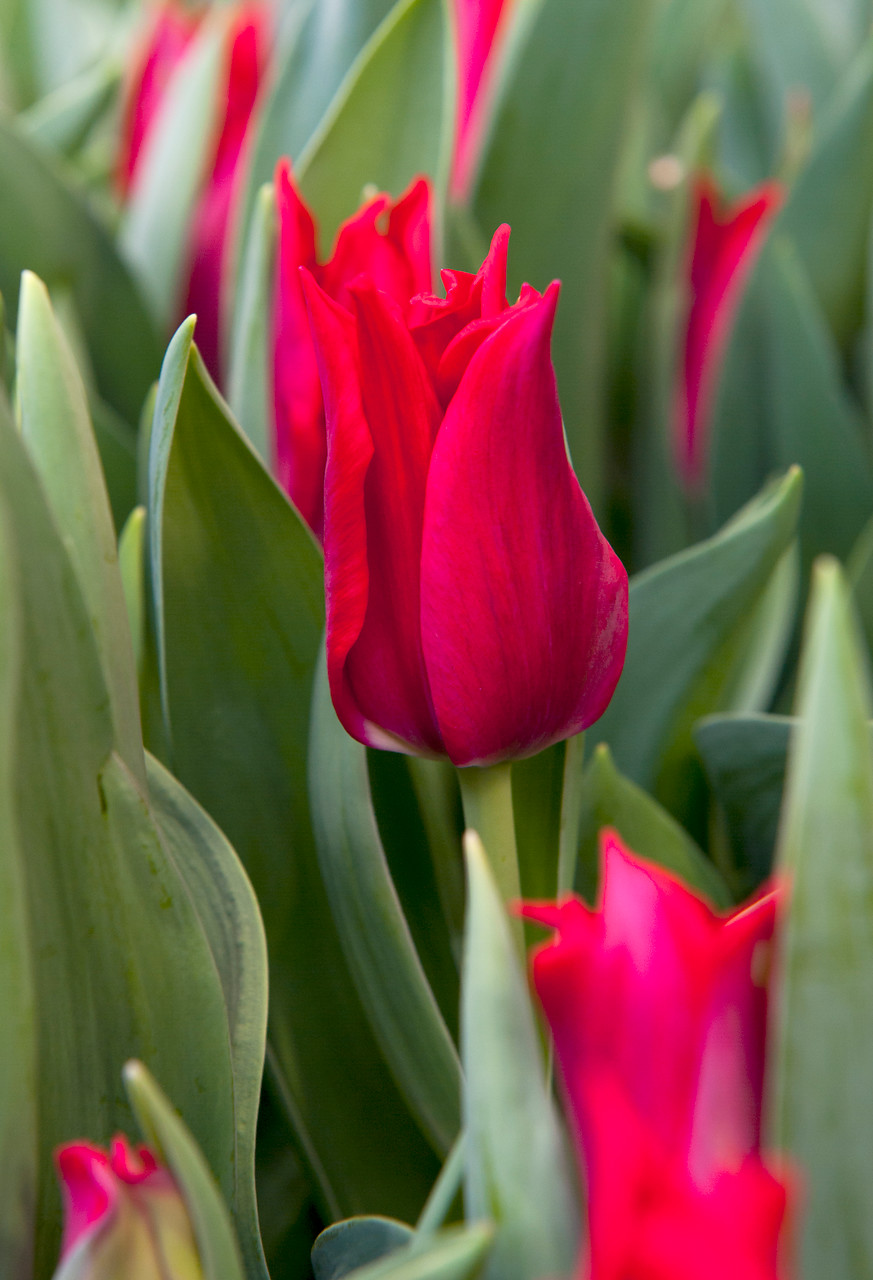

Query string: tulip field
1 0 873 1276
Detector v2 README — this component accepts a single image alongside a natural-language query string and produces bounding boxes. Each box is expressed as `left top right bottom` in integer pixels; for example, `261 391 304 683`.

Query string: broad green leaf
0 404 236 1278
461 833 579 1280
18 55 120 156
296 0 450 247
227 181 276 464
474 0 652 514
694 713 791 891
770 558 873 1279
124 1062 246 1280
15 271 143 783
0 113 162 422
778 34 873 342
594 469 802 824
712 241 873 571
146 323 439 1220
239 0 396 241
0 417 37 1280
312 1218 415 1280
24 0 119 98
119 15 225 327
341 1225 494 1280
849 511 873 657
309 657 461 1156
145 753 269 1280
573 744 730 907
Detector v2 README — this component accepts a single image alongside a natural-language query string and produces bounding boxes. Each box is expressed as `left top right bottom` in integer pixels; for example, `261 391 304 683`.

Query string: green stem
408 757 465 962
557 732 586 894
457 762 523 950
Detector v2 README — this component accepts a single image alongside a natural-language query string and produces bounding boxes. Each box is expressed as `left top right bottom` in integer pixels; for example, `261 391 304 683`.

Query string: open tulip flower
674 174 783 492
118 0 269 383
301 226 628 767
271 162 433 542
522 830 790 1280
54 1137 203 1279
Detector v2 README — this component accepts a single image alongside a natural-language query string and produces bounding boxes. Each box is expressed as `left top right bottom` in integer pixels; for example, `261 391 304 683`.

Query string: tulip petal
303 273 444 753
343 279 444 754
272 160 326 538
323 178 433 316
182 5 267 384
420 282 627 766
57 1145 118 1256
450 0 514 201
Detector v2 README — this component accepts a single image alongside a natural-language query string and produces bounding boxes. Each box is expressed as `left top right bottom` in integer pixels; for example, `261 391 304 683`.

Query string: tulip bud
675 174 783 493
53 1136 203 1280
302 225 628 767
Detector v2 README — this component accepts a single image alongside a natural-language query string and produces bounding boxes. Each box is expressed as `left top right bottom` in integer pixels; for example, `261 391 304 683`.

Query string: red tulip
54 1136 203 1278
271 163 433 542
301 226 628 767
675 174 783 492
117 2 269 384
450 0 515 201
521 830 789 1280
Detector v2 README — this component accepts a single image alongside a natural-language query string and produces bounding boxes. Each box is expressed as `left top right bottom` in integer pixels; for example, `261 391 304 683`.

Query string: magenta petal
272 161 326 540
676 176 783 491
419 282 628 766
323 178 433 315
56 1144 118 1258
342 280 445 754
450 0 514 201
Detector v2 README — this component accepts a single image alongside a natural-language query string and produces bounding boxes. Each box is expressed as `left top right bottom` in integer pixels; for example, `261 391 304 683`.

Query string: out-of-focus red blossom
301 226 628 767
117 1 269 384
54 1136 203 1278
450 0 515 201
521 829 791 1280
271 162 433 542
675 174 783 493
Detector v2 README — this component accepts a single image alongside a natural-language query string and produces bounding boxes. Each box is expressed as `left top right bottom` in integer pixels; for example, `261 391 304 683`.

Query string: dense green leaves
461 834 579 1280
0 113 161 421
312 1217 415 1280
594 468 802 824
770 559 873 1279
309 656 462 1156
146 321 439 1221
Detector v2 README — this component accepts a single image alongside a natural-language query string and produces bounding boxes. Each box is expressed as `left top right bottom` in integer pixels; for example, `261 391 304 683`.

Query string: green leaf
118 504 146 675
309 655 462 1156
0 413 37 1280
461 833 579 1280
227 181 276 464
770 558 873 1279
511 742 565 902
296 0 450 247
119 15 225 328
342 1225 494 1280
778 34 873 342
573 743 730 907
712 241 873 572
124 1061 246 1280
238 0 396 250
146 323 439 1220
0 401 237 1278
594 468 802 824
18 55 120 157
474 0 652 514
15 270 143 783
0 113 162 422
312 1218 415 1280
145 753 269 1280
694 713 791 891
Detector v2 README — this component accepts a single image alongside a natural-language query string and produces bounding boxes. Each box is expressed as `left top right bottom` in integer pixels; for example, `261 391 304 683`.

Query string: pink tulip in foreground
450 0 515 201
54 1136 202 1278
272 162 432 541
301 227 627 767
118 1 269 384
675 174 783 492
522 829 790 1280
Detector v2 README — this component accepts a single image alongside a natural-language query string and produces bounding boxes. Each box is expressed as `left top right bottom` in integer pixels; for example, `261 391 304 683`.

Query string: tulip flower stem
458 762 523 950
557 732 586 894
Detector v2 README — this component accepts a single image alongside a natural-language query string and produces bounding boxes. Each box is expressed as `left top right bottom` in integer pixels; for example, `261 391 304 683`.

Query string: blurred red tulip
450 0 514 201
